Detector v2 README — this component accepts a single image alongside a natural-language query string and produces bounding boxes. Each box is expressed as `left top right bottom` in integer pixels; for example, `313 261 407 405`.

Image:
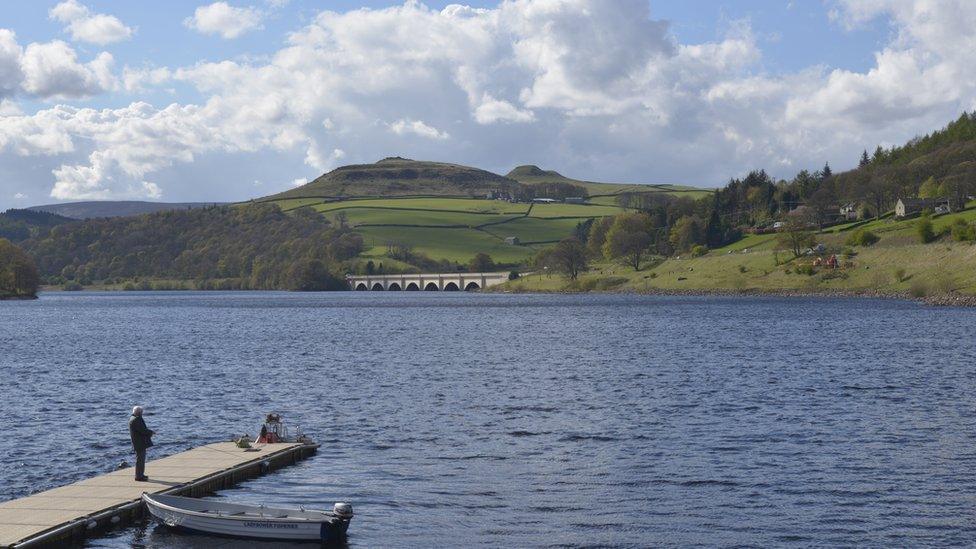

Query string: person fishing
129 406 155 481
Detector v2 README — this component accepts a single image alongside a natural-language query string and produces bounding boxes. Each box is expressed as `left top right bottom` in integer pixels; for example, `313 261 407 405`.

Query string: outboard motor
333 502 354 520
321 502 354 541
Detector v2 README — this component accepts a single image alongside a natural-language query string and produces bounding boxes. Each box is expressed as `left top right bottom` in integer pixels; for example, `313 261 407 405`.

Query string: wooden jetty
0 442 317 548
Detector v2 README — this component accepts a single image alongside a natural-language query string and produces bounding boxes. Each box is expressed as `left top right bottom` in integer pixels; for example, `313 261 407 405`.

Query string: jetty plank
0 442 315 548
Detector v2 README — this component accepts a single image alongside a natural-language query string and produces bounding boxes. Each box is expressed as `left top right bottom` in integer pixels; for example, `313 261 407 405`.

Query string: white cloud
50 0 134 46
388 119 449 140
290 177 306 187
13 192 26 199
184 2 263 39
473 95 534 124
0 30 24 97
5 0 976 205
20 41 115 99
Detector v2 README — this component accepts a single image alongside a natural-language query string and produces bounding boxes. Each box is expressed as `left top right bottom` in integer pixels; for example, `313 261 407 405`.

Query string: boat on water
143 492 354 542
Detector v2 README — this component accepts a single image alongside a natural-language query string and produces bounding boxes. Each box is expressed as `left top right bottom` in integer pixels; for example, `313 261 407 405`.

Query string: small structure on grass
895 197 949 218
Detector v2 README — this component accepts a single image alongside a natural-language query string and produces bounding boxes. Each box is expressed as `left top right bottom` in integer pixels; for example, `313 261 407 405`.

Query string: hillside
28 201 226 219
506 164 711 202
501 113 976 299
501 201 976 299
21 204 357 290
0 209 74 243
267 157 523 200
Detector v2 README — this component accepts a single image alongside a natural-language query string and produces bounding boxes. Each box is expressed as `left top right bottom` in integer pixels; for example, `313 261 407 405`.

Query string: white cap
132 406 143 416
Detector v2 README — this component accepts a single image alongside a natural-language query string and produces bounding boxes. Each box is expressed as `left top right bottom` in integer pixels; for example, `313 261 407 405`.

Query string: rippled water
3 292 976 547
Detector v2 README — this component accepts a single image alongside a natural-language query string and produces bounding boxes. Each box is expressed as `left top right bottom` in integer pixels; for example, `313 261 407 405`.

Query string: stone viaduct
346 272 510 291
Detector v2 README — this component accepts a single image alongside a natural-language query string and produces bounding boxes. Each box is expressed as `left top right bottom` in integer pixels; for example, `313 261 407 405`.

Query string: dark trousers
135 449 147 479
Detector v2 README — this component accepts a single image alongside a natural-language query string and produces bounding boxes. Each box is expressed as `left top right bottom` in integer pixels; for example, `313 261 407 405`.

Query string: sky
1 0 975 210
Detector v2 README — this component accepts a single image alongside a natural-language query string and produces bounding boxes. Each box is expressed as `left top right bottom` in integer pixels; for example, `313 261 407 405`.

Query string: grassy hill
506 164 711 205
267 157 523 200
253 158 709 265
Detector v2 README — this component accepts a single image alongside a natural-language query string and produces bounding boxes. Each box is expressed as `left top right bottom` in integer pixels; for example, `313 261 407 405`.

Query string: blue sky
1 1 973 209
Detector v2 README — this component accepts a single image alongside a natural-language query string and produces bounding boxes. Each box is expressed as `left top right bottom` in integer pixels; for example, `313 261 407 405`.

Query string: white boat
142 492 353 542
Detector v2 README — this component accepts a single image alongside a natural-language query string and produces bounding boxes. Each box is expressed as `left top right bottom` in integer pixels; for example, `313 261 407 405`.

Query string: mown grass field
356 226 535 263
258 195 628 264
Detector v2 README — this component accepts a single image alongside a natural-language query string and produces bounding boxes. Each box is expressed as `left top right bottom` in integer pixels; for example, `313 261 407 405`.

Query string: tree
668 215 705 252
777 215 815 258
916 214 936 243
551 237 588 280
603 212 654 270
0 238 40 298
917 176 942 199
468 252 495 273
286 259 342 291
819 162 832 180
586 217 613 257
859 150 870 168
807 186 836 231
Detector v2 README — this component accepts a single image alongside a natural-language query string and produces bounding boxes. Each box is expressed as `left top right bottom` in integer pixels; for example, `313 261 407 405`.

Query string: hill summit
269 158 521 200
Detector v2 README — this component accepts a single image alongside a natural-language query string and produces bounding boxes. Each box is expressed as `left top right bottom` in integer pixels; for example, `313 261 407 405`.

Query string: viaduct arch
346 272 511 292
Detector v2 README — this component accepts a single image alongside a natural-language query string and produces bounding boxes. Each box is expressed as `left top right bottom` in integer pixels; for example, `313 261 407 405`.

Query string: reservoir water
2 292 976 547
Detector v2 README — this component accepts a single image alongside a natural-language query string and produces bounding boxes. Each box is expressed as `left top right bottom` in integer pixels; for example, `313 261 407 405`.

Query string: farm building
895 197 950 218
504 236 520 245
839 202 859 220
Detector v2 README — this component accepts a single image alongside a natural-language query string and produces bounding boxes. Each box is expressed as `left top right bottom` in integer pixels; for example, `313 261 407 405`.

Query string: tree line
0 238 39 298
20 204 365 290
533 111 976 280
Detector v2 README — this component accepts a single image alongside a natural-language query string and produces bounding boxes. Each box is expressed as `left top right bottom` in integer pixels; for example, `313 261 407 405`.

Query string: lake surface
3 292 976 547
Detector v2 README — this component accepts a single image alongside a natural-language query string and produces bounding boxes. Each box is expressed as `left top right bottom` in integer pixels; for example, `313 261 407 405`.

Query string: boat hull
143 493 349 542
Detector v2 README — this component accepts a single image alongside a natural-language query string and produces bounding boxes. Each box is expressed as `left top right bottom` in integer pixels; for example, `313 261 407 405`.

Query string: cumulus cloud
50 0 134 45
0 31 25 99
0 30 116 100
388 119 449 140
4 0 976 204
20 41 115 98
184 2 263 39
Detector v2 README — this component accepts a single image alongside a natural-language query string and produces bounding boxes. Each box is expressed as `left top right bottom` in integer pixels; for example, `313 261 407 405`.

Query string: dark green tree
468 252 495 273
551 237 588 280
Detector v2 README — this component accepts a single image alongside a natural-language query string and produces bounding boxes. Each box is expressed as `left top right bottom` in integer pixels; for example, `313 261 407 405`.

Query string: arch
443 282 460 291
355 283 368 291
388 282 402 291
371 282 385 291
464 282 480 291
424 282 439 291
405 282 420 291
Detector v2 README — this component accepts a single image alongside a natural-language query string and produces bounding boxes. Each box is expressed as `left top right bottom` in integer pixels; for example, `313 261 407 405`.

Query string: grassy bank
500 209 976 298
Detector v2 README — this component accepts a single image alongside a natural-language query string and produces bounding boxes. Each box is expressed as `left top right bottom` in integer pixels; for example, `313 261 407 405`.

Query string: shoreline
28 285 976 307
493 285 976 307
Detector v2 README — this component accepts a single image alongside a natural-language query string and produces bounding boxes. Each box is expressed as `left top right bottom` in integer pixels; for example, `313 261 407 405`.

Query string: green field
340 208 519 228
356 226 534 263
481 217 586 243
311 197 529 215
254 194 625 265
527 203 624 218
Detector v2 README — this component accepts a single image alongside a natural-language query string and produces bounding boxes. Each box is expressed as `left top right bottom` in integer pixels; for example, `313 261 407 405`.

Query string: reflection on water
3 292 976 547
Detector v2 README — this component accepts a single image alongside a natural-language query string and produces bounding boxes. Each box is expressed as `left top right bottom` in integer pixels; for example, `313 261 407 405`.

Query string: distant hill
28 201 226 220
506 164 709 197
267 157 523 200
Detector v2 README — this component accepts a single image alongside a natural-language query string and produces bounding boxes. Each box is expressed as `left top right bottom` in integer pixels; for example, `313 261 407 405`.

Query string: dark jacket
129 415 154 452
